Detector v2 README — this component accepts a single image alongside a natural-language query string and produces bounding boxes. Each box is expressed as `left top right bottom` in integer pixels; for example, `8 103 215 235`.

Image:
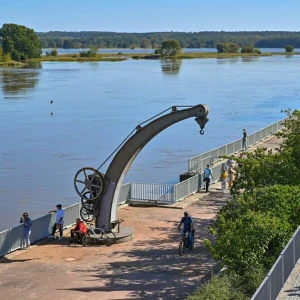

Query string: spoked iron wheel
81 191 100 210
74 167 104 200
80 206 95 222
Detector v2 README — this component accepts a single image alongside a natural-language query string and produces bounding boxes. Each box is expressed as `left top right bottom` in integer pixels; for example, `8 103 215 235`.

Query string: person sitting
70 218 87 246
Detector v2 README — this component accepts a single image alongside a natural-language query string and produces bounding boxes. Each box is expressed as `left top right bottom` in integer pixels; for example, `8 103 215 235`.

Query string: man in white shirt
48 204 64 240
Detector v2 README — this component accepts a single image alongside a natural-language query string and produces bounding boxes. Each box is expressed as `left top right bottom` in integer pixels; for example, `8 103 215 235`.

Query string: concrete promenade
278 259 300 299
0 135 282 300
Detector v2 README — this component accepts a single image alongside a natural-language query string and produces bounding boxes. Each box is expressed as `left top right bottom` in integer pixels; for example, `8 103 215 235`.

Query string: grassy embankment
27 51 300 63
1 51 299 66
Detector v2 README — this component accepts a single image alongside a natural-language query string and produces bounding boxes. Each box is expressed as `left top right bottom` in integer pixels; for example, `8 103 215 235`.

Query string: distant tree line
36 31 300 49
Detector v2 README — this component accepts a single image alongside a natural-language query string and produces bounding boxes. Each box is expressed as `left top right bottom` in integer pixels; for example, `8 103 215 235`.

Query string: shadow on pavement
58 217 218 299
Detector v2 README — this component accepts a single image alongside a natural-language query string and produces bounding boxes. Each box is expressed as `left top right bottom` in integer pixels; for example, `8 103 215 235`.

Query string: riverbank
24 51 300 63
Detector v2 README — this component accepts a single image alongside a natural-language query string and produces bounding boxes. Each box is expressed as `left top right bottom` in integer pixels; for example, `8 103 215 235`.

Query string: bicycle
87 225 116 246
179 230 194 256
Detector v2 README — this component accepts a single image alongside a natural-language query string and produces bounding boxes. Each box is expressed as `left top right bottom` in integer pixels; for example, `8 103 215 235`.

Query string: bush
187 274 249 300
3 53 12 62
285 45 294 53
241 46 254 53
50 49 58 56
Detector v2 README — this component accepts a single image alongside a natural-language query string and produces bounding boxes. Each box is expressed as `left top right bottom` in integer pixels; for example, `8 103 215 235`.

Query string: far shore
1 51 299 66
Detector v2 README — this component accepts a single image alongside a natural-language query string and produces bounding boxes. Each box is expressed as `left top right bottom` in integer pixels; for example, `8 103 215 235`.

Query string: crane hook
200 129 205 135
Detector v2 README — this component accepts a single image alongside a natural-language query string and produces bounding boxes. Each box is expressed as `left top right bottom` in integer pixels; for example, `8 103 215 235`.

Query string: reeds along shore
1 51 299 65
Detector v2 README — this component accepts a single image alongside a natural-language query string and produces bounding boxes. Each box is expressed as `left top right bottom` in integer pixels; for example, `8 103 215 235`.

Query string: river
0 54 300 230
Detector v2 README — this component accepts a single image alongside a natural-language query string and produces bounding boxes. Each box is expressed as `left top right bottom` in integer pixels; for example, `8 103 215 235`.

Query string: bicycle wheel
191 232 195 248
81 191 100 210
102 231 116 246
179 240 185 256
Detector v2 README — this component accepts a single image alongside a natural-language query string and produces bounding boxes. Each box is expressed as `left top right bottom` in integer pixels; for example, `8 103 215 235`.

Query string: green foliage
216 42 230 53
187 274 249 300
285 45 294 52
241 46 254 53
140 38 151 48
276 109 300 169
216 42 240 53
204 184 300 296
0 23 42 61
0 47 3 62
36 31 300 49
50 49 58 56
231 148 300 194
79 46 98 57
3 53 12 62
229 42 240 53
152 39 182 56
202 110 300 297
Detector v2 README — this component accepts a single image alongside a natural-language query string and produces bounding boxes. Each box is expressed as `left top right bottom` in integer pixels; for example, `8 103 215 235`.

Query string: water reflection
161 59 182 75
241 56 260 63
0 63 41 96
217 57 239 64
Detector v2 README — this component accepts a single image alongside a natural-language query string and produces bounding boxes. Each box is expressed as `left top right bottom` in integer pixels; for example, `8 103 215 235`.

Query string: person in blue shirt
203 164 214 192
178 211 194 248
20 212 32 249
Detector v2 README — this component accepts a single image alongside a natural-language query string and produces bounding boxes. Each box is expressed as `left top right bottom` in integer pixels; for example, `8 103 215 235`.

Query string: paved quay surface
278 259 300 300
0 135 282 300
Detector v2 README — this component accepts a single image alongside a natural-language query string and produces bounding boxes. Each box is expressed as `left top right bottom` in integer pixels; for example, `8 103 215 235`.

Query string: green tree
216 42 230 53
241 46 254 53
140 38 151 48
231 148 300 195
89 46 98 57
0 47 3 62
159 39 182 56
0 23 42 61
285 45 294 52
276 109 300 169
50 49 58 56
228 42 240 53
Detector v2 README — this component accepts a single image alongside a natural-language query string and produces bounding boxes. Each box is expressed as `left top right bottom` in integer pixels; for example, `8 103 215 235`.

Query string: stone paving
278 259 300 300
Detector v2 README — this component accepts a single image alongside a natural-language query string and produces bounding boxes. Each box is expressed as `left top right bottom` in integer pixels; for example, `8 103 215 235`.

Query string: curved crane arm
96 104 209 229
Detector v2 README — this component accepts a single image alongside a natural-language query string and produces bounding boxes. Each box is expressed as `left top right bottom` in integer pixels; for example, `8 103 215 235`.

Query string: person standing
219 163 228 194
48 204 64 240
242 129 248 151
203 164 214 192
20 212 32 249
178 211 194 249
228 165 236 188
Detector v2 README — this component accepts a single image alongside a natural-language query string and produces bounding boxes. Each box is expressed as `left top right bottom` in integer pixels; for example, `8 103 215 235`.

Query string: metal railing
252 226 300 300
0 118 287 258
118 182 132 205
0 203 80 257
174 174 201 202
188 118 285 173
130 182 175 203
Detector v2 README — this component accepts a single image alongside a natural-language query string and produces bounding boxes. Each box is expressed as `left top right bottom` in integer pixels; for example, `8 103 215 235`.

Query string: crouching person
70 218 87 246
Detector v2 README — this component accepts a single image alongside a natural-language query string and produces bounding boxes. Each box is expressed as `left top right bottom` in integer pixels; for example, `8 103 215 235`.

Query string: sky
0 0 300 32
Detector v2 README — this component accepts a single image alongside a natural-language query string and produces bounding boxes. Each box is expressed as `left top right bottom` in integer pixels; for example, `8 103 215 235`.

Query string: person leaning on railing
47 204 64 240
19 212 32 249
